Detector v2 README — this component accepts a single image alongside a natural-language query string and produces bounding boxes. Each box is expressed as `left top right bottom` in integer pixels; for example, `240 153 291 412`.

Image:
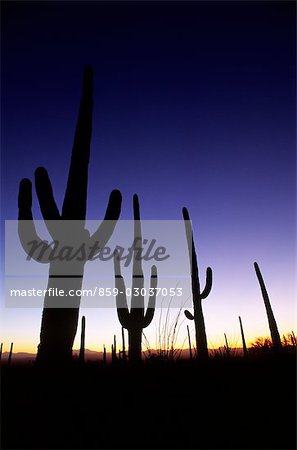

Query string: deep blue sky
1 1 296 352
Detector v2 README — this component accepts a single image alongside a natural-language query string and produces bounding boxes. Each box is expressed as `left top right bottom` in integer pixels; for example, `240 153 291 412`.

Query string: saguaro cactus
18 67 122 364
291 331 297 347
254 262 282 350
121 327 127 361
238 316 248 357
103 345 107 365
111 335 118 364
8 342 13 366
114 194 157 363
0 343 2 363
224 333 231 357
183 207 212 359
79 315 86 364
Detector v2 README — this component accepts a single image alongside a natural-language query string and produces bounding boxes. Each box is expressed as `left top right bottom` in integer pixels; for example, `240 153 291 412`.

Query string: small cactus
111 335 118 364
0 343 3 363
224 333 231 357
121 327 127 361
239 316 248 357
254 262 282 350
103 345 107 365
114 194 157 363
291 331 297 347
79 315 86 364
8 342 13 366
183 207 212 359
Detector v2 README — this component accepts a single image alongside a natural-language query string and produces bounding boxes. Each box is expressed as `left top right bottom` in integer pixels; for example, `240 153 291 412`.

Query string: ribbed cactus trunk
254 262 282 351
193 301 209 359
128 329 142 362
183 207 212 360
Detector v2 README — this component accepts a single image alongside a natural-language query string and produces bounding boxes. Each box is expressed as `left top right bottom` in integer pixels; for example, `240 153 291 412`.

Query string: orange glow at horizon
1 328 296 356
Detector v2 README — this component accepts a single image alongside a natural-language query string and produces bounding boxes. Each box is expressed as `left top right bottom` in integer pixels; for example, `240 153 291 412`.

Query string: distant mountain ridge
0 346 244 363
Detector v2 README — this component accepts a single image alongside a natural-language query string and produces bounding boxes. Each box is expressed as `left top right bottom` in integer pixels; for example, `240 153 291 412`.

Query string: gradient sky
1 1 296 354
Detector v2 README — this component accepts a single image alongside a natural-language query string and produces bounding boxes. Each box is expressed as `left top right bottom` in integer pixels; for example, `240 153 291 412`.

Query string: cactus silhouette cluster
18 66 122 364
183 207 212 359
114 194 157 362
15 67 289 367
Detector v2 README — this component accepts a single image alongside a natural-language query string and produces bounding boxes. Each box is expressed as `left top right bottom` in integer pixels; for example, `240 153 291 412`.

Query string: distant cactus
238 316 248 357
114 194 157 363
291 331 297 347
103 345 107 365
224 333 231 357
8 342 13 366
110 335 118 364
79 316 86 364
0 343 2 363
121 327 127 361
18 67 122 364
254 262 282 350
183 207 212 359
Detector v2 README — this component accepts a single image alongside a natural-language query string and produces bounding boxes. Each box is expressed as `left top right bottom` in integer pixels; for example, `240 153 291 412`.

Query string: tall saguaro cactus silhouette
254 262 282 350
114 194 157 363
18 66 122 364
183 207 212 359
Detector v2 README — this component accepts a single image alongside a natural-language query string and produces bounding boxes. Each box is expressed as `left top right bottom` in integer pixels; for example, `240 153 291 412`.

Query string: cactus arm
201 267 213 299
35 167 60 220
184 310 195 320
18 178 50 263
143 265 158 328
34 166 61 240
88 189 122 259
61 65 93 220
